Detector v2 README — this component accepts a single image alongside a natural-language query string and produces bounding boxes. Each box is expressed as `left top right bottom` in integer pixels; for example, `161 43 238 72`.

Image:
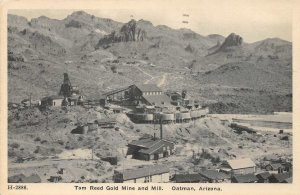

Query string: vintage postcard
0 0 299 194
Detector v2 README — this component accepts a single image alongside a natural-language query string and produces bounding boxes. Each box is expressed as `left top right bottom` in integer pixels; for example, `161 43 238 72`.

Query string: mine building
41 95 64 107
41 73 84 108
113 165 170 183
221 158 256 175
102 84 209 124
127 138 175 161
102 84 168 107
126 122 175 161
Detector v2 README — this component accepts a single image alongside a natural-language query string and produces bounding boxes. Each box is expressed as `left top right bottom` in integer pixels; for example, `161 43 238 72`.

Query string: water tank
176 112 191 120
160 113 175 121
141 114 154 121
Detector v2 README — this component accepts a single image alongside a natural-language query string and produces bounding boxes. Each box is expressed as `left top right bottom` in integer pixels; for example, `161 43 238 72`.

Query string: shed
269 172 292 183
232 173 258 183
226 158 256 175
256 172 271 183
199 170 231 183
127 138 174 161
113 165 169 183
171 173 208 183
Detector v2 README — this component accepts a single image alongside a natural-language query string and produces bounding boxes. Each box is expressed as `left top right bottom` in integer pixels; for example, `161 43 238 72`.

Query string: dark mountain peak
218 33 243 51
96 19 147 48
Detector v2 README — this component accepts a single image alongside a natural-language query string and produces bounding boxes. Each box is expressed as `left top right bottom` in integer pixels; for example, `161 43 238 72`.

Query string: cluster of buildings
112 158 292 183
101 84 209 124
40 73 84 108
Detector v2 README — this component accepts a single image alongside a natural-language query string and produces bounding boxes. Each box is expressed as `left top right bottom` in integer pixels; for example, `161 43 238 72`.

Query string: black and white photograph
4 0 295 187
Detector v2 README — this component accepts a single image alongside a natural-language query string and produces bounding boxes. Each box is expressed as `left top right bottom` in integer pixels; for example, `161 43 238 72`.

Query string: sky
8 0 292 43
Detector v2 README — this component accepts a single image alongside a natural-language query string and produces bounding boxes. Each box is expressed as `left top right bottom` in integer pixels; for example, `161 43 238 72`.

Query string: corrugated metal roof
129 138 174 151
227 158 256 170
128 138 160 148
233 173 258 183
271 172 291 182
120 165 169 180
136 84 162 92
199 170 231 180
139 141 165 154
256 172 271 179
142 94 171 107
172 174 208 183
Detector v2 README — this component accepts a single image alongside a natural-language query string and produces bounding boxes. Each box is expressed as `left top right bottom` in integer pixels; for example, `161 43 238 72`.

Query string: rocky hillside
7 11 292 113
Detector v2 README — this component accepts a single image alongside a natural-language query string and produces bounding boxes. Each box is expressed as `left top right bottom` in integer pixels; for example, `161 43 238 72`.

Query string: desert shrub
57 140 64 145
212 156 221 164
115 127 120 131
136 129 140 132
111 65 117 73
34 137 41 142
78 136 83 141
16 156 24 163
8 149 16 158
11 143 20 149
34 146 40 153
40 140 48 144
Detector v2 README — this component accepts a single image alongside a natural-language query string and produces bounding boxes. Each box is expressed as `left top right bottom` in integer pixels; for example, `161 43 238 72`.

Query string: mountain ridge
7 11 292 113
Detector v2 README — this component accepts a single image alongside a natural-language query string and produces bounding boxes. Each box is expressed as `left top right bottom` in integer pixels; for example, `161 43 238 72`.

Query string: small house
113 165 169 183
171 173 209 183
224 158 256 175
265 163 285 173
199 170 231 183
71 125 88 134
49 175 62 183
256 172 271 183
95 118 117 128
127 137 175 161
232 173 258 183
269 172 292 183
41 96 64 107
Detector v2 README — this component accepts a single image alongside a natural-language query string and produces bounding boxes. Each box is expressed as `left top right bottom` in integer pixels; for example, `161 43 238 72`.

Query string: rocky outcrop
97 19 146 48
185 44 195 53
218 33 243 51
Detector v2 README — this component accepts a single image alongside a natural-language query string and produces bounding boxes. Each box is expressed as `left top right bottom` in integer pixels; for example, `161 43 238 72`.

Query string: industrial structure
41 73 84 108
101 84 209 124
127 118 175 161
